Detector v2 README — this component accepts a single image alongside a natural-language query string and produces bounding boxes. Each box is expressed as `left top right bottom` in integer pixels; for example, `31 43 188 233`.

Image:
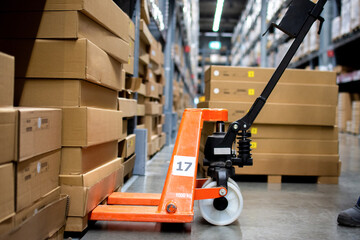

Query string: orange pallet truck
89 0 328 226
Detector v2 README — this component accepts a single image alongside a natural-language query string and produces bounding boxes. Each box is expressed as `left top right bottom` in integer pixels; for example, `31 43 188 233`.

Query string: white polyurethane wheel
203 177 239 191
199 181 243 226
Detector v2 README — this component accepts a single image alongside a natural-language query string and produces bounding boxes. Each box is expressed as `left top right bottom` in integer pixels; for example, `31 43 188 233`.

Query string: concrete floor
81 133 360 240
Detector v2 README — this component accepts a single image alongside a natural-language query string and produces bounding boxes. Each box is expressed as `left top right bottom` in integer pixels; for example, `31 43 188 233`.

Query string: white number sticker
172 155 196 177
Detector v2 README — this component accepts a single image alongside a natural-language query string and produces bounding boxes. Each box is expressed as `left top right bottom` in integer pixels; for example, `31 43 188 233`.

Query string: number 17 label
172 155 196 177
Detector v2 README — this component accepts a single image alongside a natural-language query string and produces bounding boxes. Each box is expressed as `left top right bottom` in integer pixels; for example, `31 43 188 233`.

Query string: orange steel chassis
89 108 228 223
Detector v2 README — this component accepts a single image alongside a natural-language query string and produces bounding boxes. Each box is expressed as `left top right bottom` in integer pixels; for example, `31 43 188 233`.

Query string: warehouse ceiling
199 0 247 33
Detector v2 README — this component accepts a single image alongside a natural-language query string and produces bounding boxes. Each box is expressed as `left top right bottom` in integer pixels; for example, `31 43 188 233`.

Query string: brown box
118 134 136 159
17 79 118 110
0 39 123 91
0 108 16 164
0 11 128 63
118 98 137 118
62 107 122 147
129 19 135 41
0 108 61 163
137 104 145 116
61 141 118 175
146 81 159 98
198 101 336 126
123 154 136 177
65 215 88 232
146 69 156 82
205 66 337 85
0 0 130 42
140 19 153 46
160 132 166 148
205 81 338 105
157 124 163 135
16 108 62 162
201 122 338 140
248 139 338 154
1 195 68 240
151 135 160 152
0 52 14 107
16 149 61 212
125 77 142 92
0 163 15 222
123 56 134 75
60 158 123 216
0 215 14 236
145 115 158 141
235 153 341 177
141 0 150 25
145 102 161 115
14 187 60 227
160 114 166 125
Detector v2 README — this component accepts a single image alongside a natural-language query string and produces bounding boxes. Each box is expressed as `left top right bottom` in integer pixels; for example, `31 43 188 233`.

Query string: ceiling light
212 0 225 32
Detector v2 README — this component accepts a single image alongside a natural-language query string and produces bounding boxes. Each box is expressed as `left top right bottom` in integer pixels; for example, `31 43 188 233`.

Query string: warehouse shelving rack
116 0 199 172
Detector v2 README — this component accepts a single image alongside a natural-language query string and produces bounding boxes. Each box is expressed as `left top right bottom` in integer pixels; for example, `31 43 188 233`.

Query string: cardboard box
160 114 166 125
197 101 336 126
14 187 60 227
160 132 166 148
0 52 14 107
0 163 14 222
0 196 68 240
247 139 338 155
0 108 16 164
141 0 150 25
0 39 123 91
121 119 128 140
145 102 161 115
0 0 130 42
62 107 122 147
201 122 338 140
236 153 341 176
16 149 61 212
118 98 137 118
137 104 145 116
125 77 142 92
129 18 135 41
64 215 88 232
145 115 158 141
157 124 163 135
123 56 134 75
60 158 124 216
146 81 159 98
0 11 128 63
123 154 136 177
140 20 153 46
0 216 14 236
61 141 118 175
152 135 160 152
0 108 61 163
118 134 136 159
205 81 338 105
17 79 118 110
17 108 62 162
205 66 337 85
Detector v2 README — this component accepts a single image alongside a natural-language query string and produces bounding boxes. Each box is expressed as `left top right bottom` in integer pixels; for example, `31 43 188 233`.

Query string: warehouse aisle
83 133 360 240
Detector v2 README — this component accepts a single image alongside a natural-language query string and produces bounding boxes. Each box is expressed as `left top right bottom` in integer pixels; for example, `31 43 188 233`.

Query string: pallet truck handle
219 0 328 148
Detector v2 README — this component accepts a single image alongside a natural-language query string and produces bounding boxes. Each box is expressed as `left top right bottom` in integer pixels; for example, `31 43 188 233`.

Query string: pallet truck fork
89 0 328 226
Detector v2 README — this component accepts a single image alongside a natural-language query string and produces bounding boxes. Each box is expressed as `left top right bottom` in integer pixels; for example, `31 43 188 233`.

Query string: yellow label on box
248 89 255 95
250 127 257 135
251 142 257 149
248 71 255 78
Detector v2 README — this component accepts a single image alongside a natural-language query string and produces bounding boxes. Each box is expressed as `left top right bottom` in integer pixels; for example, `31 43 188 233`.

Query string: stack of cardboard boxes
138 15 166 158
351 101 360 134
0 0 139 233
338 92 352 132
0 52 68 239
337 92 360 135
332 0 360 41
173 77 192 127
198 66 341 183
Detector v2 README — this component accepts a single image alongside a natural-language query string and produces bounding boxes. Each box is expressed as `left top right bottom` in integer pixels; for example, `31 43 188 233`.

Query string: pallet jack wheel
199 181 243 226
